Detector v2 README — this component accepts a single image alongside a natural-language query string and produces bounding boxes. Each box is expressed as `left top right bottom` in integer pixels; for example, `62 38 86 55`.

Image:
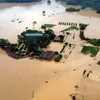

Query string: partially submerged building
53 36 60 42
43 51 56 60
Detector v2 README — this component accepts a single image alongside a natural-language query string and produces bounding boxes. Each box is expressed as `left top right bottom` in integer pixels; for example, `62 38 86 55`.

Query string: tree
9 43 18 52
44 29 55 40
0 39 10 48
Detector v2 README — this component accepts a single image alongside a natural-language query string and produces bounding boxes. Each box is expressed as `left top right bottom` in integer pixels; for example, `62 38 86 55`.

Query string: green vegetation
86 38 100 46
60 26 79 32
65 7 80 12
79 32 86 40
60 0 100 14
9 43 18 52
0 39 10 48
80 32 100 46
58 35 65 43
54 54 62 62
0 29 56 59
41 24 56 29
60 42 68 53
81 46 100 57
79 23 88 30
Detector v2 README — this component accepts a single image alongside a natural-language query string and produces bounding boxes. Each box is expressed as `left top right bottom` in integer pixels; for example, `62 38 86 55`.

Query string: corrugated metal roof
54 36 60 41
25 34 43 37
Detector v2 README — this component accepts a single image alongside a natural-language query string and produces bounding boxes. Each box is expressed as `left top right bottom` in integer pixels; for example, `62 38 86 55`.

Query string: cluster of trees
0 38 18 54
61 0 100 13
80 32 100 46
58 35 65 42
65 7 80 12
16 29 55 57
0 29 56 58
60 42 68 53
79 23 88 30
79 23 100 46
0 39 10 48
0 0 40 2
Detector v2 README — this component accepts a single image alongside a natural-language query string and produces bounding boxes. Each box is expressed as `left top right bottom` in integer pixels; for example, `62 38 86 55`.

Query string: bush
79 23 88 30
44 29 55 40
0 38 10 48
40 40 50 48
39 54 43 59
41 25 46 29
16 51 21 56
55 51 59 55
65 7 80 12
65 42 68 46
69 43 72 47
54 54 62 62
9 43 18 52
79 31 86 40
29 52 35 56
20 53 25 57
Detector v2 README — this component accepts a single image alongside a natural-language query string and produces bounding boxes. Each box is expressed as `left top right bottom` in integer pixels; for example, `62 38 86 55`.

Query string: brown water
0 0 100 100
0 0 100 42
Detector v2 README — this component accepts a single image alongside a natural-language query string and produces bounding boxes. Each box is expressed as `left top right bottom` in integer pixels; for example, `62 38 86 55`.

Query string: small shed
53 36 60 42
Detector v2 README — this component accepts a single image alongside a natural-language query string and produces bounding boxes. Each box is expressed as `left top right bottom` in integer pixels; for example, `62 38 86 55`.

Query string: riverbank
61 2 100 18
0 0 100 100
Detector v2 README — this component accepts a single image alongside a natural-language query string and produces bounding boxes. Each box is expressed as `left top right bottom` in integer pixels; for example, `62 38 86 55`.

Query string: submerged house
53 36 60 42
43 51 56 60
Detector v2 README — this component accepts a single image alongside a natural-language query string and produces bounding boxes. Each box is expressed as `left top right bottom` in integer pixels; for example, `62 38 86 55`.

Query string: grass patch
41 24 56 28
86 38 100 46
60 26 79 32
81 46 100 57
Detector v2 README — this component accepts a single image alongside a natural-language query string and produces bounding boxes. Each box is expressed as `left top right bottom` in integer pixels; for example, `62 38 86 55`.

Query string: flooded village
0 0 100 100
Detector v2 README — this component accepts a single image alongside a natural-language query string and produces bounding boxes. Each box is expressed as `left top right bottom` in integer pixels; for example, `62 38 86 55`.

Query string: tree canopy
61 0 100 13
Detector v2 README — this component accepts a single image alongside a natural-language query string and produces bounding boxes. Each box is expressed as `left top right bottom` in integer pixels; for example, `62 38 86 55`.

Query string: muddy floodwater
0 0 100 100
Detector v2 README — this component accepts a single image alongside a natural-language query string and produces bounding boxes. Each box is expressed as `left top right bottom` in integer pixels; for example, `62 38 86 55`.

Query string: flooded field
0 0 100 100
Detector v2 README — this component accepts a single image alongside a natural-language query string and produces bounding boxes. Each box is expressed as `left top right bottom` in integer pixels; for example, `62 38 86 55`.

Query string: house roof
43 51 55 60
25 34 43 37
53 36 60 41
